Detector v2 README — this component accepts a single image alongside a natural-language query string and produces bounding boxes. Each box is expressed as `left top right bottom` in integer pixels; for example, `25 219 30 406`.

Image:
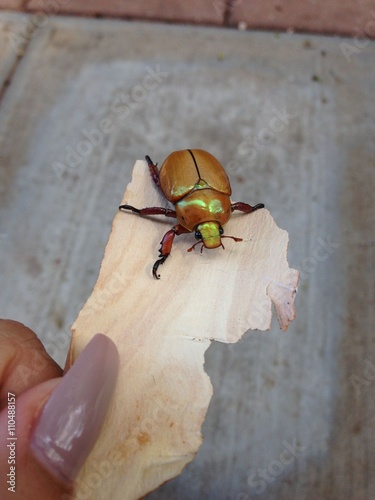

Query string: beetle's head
195 222 223 249
188 222 243 254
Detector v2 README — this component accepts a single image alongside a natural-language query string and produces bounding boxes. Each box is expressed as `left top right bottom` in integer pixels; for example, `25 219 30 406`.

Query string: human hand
0 319 119 499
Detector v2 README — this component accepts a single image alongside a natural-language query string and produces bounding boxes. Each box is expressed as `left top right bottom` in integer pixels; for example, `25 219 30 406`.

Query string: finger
29 334 119 486
0 334 119 497
0 378 71 499
0 320 62 409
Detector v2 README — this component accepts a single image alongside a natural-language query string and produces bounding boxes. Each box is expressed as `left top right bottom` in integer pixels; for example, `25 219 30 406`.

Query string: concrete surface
0 16 18 87
0 12 374 499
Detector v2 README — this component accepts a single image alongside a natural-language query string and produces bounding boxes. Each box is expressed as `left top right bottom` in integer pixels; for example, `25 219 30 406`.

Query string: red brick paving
26 0 225 25
229 0 375 37
0 0 374 38
0 0 22 9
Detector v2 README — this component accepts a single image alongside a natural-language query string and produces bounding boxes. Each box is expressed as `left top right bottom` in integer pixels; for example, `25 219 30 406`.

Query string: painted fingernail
30 334 119 485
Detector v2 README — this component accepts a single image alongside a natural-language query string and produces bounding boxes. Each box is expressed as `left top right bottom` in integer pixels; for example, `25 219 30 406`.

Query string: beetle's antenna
222 235 243 243
187 241 204 253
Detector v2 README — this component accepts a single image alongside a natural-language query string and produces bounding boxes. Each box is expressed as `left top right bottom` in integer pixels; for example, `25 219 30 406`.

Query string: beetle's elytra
119 149 264 279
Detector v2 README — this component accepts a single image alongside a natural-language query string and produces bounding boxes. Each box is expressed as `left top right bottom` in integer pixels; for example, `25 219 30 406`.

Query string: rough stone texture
0 13 374 499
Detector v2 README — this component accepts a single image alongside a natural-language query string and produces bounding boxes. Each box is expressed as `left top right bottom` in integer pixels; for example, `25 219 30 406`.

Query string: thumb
0 378 70 499
29 333 119 486
0 321 119 499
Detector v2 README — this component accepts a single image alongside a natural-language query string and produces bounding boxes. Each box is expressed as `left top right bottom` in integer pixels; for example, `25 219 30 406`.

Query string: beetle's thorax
175 187 231 231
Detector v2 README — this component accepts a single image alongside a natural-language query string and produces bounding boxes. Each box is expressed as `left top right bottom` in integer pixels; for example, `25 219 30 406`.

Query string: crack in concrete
0 17 36 106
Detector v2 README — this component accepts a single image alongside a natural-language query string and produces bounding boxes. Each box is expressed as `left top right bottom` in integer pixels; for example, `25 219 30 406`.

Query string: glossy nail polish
30 334 119 485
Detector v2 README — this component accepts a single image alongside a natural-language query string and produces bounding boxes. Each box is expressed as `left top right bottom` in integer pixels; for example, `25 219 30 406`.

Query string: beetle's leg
153 224 190 279
119 205 176 218
145 155 161 187
231 202 265 213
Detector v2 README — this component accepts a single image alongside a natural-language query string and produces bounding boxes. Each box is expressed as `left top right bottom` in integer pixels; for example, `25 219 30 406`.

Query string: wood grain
69 160 298 499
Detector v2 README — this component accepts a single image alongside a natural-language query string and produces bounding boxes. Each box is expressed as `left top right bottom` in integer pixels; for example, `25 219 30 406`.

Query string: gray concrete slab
0 12 29 88
0 13 374 499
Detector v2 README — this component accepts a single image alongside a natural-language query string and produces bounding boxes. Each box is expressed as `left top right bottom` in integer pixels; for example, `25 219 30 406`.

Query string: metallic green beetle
120 149 264 278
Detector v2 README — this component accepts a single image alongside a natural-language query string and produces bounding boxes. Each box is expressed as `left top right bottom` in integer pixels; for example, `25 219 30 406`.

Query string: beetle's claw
145 155 158 167
153 255 168 279
119 204 140 214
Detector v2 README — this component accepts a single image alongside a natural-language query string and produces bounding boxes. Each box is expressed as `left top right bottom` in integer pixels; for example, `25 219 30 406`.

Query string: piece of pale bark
68 159 299 499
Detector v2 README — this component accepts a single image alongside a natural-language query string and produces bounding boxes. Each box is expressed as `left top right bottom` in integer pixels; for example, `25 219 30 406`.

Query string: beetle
119 149 264 279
